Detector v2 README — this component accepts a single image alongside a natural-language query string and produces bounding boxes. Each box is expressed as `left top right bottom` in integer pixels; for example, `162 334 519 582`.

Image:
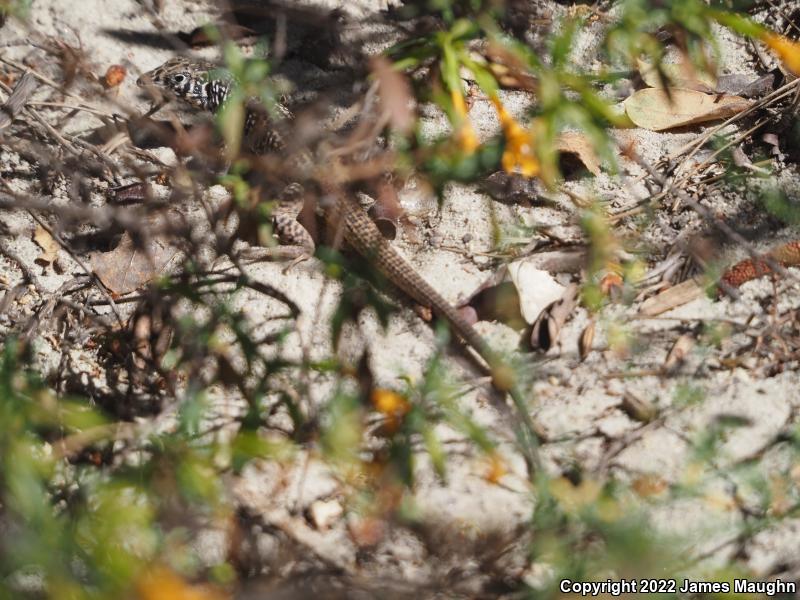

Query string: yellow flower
450 89 480 153
370 388 411 433
137 567 226 600
761 32 800 76
490 95 540 177
484 451 508 484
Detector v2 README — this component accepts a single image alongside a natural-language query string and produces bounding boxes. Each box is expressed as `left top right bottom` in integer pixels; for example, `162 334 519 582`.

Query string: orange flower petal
762 33 800 76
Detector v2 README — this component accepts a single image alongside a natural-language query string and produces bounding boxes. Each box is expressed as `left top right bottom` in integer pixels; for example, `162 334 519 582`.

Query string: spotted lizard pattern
137 57 540 467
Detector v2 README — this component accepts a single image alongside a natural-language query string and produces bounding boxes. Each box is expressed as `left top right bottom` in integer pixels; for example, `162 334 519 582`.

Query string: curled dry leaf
308 499 344 531
578 319 595 361
664 334 695 373
624 88 751 131
463 265 526 329
529 283 579 352
556 131 602 175
619 391 657 423
367 182 404 240
508 260 566 324
33 225 59 266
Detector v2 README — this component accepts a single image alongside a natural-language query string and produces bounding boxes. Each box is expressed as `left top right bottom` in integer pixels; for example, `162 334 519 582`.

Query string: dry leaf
507 260 566 324
556 131 601 175
637 58 716 93
578 319 595 361
624 88 751 131
367 182 404 241
308 499 343 530
371 55 414 135
631 474 668 497
33 225 59 266
619 391 657 423
664 334 694 372
91 214 182 295
529 283 579 352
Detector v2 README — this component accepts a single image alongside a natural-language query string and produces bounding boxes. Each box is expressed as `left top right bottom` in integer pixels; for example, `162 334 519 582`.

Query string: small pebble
462 233 473 244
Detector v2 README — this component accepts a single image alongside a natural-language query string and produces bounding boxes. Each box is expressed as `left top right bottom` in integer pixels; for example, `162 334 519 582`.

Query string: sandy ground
2 0 800 593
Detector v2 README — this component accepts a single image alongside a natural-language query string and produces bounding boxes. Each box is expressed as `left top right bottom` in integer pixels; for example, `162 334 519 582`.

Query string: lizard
136 57 541 471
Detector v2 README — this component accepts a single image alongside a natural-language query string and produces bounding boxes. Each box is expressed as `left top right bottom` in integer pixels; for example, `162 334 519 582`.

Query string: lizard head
137 57 231 112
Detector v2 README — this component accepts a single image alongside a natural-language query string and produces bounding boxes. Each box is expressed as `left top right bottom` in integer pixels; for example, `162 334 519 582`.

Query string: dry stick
613 81 798 219
0 238 42 290
0 77 82 155
681 116 771 180
627 147 793 294
612 117 772 222
0 186 126 325
0 55 102 107
669 78 800 174
28 100 115 119
22 202 125 327
0 55 166 172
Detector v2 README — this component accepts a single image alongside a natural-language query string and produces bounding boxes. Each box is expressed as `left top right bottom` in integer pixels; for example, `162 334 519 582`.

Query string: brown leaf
33 225 59 266
556 131 601 175
90 214 182 295
370 56 414 135
578 319 595 361
529 283 579 352
368 181 405 240
631 474 668 497
620 391 657 423
637 58 716 93
624 88 751 131
664 334 694 372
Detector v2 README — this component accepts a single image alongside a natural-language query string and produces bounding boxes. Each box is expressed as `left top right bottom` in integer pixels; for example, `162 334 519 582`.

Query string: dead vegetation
2 0 800 598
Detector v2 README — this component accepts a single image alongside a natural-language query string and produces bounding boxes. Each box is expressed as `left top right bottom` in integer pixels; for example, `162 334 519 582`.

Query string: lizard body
137 58 540 469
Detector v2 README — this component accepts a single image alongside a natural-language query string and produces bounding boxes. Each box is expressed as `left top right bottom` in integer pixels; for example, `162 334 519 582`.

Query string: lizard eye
172 73 186 84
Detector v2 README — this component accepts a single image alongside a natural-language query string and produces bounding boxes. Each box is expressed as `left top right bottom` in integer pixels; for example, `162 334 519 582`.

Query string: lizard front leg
235 183 315 267
270 183 316 270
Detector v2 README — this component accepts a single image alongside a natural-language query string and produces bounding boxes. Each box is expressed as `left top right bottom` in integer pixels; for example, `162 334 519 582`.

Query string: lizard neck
203 79 231 114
